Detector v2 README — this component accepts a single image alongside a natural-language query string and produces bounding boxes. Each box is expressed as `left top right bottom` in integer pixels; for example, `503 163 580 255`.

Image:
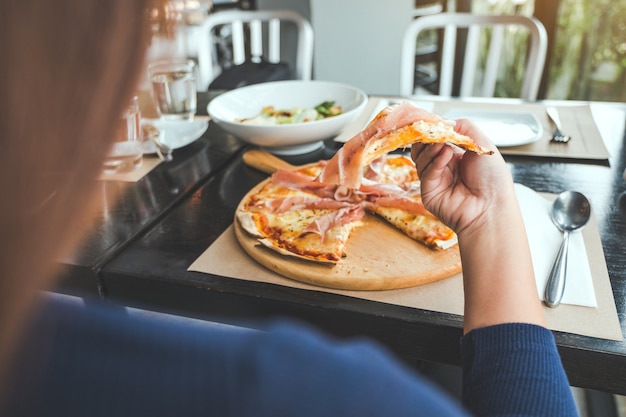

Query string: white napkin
515 183 597 307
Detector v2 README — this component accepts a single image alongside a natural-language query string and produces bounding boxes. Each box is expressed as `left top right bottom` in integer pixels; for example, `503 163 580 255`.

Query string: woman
0 0 154 395
1 0 577 415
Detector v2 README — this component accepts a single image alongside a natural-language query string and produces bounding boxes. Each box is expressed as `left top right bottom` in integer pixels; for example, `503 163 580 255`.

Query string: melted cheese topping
247 208 359 262
375 155 419 184
372 206 457 250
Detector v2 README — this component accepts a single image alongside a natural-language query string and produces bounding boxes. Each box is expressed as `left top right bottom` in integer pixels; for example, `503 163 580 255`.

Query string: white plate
443 109 542 147
141 118 208 154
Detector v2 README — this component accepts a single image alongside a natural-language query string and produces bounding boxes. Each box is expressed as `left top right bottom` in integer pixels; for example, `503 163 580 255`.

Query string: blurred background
145 0 625 102
151 0 625 102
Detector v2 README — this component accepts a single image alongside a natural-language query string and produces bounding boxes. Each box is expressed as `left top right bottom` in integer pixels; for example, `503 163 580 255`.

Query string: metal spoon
544 191 591 308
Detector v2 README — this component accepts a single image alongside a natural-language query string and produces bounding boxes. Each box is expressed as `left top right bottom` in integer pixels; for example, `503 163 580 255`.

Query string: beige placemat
189 210 622 341
99 156 161 182
335 98 610 161
432 102 610 160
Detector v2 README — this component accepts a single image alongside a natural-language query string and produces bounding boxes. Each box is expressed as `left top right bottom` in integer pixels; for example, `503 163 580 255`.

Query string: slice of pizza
317 102 493 189
236 163 366 263
361 155 457 250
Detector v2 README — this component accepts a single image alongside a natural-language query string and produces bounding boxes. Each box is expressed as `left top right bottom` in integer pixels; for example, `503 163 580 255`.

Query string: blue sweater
4 296 578 416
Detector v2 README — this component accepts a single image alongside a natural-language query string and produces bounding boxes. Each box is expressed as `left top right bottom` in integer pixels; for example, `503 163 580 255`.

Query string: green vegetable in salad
314 101 342 118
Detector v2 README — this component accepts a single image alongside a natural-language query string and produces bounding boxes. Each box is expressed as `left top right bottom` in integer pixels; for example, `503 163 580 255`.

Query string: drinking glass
148 59 197 121
103 96 143 174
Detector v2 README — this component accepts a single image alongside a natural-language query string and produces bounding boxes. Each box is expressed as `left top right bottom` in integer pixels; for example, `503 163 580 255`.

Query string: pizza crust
256 238 338 265
236 211 263 237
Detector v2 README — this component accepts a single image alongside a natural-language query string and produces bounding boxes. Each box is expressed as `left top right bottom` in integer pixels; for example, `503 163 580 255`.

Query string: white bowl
207 80 368 155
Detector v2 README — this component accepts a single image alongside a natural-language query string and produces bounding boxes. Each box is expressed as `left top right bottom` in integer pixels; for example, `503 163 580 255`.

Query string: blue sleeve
5 296 470 417
461 323 579 416
233 321 471 417
6 296 578 417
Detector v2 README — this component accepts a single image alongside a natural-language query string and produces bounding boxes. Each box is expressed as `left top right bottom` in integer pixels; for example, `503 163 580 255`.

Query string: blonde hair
0 0 161 396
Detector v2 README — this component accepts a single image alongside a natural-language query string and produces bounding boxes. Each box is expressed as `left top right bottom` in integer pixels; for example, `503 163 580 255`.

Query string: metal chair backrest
197 9 314 91
400 13 547 100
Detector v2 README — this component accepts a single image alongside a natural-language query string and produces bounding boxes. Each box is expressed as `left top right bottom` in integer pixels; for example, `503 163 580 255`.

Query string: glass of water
103 95 143 174
148 59 197 121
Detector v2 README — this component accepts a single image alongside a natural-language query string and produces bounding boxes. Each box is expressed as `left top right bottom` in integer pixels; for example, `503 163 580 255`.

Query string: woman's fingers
453 118 496 151
411 143 452 177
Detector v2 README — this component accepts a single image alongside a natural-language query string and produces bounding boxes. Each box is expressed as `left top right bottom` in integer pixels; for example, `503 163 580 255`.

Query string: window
547 0 626 102
474 0 626 102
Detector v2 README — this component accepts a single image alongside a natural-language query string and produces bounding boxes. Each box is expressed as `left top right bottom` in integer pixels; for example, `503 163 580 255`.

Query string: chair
196 9 314 91
400 13 548 99
411 1 445 92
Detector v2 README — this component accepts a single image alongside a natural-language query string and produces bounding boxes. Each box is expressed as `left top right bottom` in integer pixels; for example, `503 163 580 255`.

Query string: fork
143 123 173 162
546 107 571 143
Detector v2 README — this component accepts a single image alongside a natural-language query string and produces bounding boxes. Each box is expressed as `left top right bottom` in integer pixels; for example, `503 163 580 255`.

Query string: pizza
237 154 456 263
236 102 490 264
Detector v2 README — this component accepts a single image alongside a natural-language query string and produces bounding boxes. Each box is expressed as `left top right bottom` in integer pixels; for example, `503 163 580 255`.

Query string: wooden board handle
242 149 297 174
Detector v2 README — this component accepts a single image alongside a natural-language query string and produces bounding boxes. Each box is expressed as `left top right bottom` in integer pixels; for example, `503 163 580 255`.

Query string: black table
65 96 626 395
55 93 245 297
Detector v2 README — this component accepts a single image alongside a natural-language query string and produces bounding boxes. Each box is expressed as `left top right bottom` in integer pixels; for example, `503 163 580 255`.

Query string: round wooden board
234 178 462 291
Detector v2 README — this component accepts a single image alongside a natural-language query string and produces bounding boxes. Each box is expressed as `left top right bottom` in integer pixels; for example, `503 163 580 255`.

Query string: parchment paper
189 205 622 341
99 156 161 182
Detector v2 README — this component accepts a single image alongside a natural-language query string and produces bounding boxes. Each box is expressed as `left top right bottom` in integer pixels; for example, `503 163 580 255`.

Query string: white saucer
142 118 208 154
444 109 542 147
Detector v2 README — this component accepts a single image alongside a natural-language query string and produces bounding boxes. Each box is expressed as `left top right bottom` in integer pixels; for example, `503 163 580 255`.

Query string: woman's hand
410 119 514 236
412 119 546 332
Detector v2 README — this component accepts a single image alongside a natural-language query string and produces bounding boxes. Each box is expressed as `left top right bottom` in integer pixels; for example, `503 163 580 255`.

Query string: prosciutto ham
317 102 492 189
267 196 354 213
268 165 421 212
258 158 431 241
